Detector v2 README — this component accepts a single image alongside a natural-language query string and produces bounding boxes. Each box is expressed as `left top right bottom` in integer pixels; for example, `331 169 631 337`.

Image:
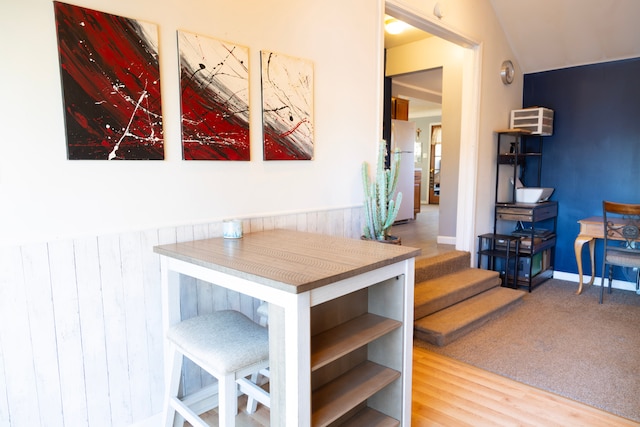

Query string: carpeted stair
414 251 525 346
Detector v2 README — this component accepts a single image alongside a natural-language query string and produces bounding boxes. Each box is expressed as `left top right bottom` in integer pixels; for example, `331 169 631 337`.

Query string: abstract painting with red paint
54 2 164 160
260 51 314 160
178 31 250 160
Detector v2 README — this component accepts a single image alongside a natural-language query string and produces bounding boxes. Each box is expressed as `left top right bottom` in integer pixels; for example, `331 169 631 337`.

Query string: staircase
414 250 525 346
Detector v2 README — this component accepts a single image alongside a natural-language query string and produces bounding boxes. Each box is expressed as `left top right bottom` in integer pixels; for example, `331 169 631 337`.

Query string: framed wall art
53 2 164 160
178 31 250 160
260 51 314 160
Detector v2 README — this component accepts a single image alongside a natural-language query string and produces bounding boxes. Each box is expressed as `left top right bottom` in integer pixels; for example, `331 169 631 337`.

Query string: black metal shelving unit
477 129 557 292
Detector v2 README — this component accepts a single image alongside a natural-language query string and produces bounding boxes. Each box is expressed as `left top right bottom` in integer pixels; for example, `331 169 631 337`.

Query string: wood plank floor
411 347 638 426
188 346 638 426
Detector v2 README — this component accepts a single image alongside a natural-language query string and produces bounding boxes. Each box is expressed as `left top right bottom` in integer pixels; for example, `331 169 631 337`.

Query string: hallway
389 204 455 258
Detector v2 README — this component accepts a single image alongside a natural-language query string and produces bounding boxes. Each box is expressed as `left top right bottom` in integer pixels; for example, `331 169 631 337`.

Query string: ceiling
384 16 441 117
490 0 640 74
386 1 640 116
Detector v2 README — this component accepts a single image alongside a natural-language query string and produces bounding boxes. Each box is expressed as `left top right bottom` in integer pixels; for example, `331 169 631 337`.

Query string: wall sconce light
385 18 409 35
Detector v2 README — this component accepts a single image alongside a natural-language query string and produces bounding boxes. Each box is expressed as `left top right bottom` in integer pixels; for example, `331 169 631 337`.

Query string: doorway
384 1 481 253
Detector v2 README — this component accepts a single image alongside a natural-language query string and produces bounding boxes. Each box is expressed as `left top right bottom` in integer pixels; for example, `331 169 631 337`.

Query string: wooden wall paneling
22 243 64 426
192 223 217 389
343 207 359 238
249 217 265 233
330 209 346 236
176 225 202 396
305 210 319 233
120 232 153 420
262 215 275 231
158 226 178 246
341 209 352 238
196 277 215 317
0 317 8 425
157 227 179 408
0 207 363 426
97 234 133 423
207 221 224 240
193 223 214 318
316 210 332 236
273 213 298 231
48 239 89 426
0 245 40 426
177 224 197 325
140 229 165 414
74 237 111 427
296 212 309 232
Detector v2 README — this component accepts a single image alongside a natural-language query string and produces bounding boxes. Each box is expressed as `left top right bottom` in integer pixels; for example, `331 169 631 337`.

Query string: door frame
384 0 481 253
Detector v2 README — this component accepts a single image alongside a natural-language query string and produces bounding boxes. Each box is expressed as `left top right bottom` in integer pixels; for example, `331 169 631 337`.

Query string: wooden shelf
311 361 400 427
310 313 401 371
341 407 400 427
517 236 556 255
495 128 533 135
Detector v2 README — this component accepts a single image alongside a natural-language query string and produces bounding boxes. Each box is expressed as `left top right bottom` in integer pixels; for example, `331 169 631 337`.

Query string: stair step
414 287 525 347
414 268 501 320
415 250 470 282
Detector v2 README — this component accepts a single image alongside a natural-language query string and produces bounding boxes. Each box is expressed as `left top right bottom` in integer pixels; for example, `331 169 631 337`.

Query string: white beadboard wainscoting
0 207 362 427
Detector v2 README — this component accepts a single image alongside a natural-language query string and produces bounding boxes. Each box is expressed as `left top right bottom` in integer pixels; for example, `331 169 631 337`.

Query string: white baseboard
437 235 456 245
552 271 637 292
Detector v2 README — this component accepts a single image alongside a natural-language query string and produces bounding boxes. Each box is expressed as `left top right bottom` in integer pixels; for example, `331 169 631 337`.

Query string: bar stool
163 310 270 427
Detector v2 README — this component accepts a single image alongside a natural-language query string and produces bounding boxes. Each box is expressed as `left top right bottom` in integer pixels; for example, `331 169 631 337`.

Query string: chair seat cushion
606 249 640 268
167 310 269 375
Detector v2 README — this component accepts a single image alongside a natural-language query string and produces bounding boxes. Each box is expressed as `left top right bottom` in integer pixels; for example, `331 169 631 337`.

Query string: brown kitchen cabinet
391 97 409 121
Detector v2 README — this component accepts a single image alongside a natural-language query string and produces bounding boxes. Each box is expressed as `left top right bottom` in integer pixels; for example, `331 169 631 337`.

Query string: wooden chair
600 201 640 303
163 310 270 427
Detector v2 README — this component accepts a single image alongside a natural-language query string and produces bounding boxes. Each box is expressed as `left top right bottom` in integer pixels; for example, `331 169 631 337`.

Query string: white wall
0 0 381 247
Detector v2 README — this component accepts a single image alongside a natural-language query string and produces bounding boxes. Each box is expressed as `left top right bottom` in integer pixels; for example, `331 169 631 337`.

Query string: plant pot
361 235 402 245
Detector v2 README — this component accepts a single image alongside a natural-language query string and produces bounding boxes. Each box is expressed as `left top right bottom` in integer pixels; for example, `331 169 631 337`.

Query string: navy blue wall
523 57 640 278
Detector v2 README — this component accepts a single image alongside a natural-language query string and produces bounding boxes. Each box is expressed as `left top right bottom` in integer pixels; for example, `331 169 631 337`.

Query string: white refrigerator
391 119 416 222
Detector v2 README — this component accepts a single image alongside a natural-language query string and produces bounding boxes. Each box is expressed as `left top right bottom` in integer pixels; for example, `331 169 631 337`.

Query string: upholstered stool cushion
167 310 269 375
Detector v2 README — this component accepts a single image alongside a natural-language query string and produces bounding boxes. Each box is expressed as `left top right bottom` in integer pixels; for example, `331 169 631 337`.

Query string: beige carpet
414 279 640 422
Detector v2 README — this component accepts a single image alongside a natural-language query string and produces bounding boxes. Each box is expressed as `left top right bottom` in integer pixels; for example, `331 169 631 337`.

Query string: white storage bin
510 107 553 135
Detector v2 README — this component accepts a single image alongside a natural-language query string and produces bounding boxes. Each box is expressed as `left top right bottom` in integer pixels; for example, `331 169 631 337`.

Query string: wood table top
154 229 421 294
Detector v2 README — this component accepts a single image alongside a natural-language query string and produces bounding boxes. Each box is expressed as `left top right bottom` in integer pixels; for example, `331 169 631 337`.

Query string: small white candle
223 219 243 239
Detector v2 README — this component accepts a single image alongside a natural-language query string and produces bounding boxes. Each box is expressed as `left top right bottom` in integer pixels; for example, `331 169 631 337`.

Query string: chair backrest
602 201 640 252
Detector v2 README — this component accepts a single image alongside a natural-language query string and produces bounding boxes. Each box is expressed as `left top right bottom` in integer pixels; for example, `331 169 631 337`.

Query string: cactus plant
362 140 403 242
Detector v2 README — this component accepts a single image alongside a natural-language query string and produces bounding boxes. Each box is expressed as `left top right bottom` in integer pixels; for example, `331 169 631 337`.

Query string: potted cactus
362 140 403 243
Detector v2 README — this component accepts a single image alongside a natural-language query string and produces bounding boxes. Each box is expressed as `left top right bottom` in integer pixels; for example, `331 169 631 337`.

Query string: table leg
269 294 311 426
574 235 595 294
587 239 595 286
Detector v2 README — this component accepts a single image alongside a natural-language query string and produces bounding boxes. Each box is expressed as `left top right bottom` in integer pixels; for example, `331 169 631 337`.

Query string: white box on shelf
510 107 554 135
